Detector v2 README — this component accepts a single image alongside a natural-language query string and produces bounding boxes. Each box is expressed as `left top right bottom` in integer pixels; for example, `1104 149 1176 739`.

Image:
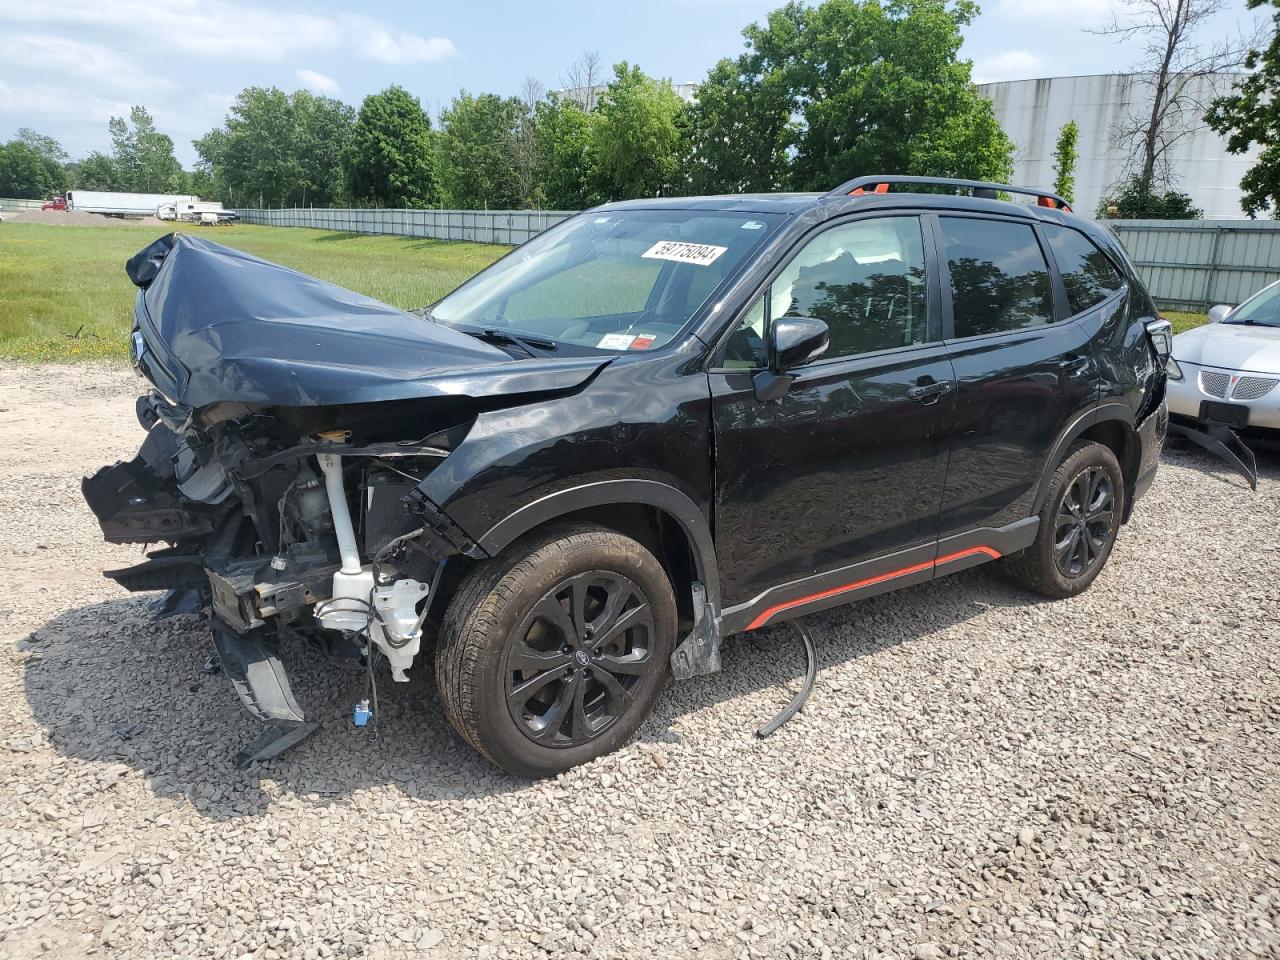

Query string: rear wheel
436 525 676 777
1002 441 1124 598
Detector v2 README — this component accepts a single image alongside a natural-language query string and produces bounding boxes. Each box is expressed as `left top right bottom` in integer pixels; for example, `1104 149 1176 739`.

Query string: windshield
1226 282 1280 328
429 209 783 352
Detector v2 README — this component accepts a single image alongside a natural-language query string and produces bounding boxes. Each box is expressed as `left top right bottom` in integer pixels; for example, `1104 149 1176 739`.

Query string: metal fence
233 207 574 245
0 197 45 211
231 207 1280 312
1109 219 1280 311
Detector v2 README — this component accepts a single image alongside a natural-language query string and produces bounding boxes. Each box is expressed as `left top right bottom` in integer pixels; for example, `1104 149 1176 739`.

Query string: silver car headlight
130 329 146 368
1166 356 1184 381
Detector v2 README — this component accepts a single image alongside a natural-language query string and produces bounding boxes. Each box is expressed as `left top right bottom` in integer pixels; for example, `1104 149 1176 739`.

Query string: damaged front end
83 233 606 763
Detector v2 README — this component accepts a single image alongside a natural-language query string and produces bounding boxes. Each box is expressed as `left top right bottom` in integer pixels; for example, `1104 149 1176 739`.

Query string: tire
1002 441 1125 599
436 524 677 778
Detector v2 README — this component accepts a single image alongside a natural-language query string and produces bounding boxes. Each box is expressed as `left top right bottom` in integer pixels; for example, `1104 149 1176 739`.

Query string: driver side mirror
752 316 829 402
1207 304 1233 323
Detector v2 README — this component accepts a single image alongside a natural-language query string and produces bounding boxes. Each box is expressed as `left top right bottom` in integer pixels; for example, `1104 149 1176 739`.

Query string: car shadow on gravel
19 562 1051 819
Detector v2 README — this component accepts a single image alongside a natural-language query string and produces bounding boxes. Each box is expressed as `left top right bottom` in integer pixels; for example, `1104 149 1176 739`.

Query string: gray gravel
1 362 1278 960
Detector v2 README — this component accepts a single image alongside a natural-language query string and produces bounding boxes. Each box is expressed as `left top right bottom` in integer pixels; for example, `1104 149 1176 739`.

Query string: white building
978 73 1262 219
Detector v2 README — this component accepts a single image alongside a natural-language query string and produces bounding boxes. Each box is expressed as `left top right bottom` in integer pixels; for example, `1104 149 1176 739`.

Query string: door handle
907 380 954 402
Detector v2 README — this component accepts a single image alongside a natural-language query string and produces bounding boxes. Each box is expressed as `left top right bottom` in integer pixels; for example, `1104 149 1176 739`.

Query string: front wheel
1002 441 1125 599
436 525 677 778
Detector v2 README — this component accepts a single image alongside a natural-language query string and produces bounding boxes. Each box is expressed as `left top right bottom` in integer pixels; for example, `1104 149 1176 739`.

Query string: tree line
3 0 1277 217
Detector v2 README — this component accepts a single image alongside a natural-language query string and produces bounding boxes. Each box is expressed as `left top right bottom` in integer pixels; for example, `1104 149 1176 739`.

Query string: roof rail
828 175 1072 212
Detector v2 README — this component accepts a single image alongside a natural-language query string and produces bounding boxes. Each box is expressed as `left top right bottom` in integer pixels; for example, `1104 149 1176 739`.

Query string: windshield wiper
470 328 558 358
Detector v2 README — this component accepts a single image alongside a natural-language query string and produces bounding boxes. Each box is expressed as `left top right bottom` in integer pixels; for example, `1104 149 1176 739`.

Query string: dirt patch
1 209 166 227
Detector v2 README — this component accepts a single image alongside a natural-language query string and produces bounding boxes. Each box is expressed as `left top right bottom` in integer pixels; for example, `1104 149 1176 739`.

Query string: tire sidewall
467 532 676 777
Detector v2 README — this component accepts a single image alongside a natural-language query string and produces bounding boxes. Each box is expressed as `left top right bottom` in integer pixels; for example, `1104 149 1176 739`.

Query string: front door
708 214 957 631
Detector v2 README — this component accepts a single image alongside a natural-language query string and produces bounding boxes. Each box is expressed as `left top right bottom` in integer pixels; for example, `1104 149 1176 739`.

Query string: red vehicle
40 197 66 211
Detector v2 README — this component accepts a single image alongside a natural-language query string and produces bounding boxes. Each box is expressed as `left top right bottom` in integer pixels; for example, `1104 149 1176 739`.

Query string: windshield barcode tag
641 241 728 267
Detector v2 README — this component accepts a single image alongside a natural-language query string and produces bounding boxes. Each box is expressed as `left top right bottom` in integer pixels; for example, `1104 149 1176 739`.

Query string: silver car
1167 279 1280 433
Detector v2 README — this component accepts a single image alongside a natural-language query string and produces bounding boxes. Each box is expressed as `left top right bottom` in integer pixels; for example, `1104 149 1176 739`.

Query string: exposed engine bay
82 390 470 753
81 233 608 764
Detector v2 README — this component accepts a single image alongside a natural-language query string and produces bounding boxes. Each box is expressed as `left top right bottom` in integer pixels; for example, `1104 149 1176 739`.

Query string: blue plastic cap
353 700 372 727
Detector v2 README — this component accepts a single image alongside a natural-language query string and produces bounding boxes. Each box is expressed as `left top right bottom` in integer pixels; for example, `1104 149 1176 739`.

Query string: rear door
932 214 1100 539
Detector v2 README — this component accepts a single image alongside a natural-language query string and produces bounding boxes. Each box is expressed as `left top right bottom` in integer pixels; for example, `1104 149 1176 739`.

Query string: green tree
438 91 524 208
685 22 800 194
1207 0 1280 216
14 129 69 193
532 93 599 209
1096 176 1203 218
0 140 56 198
688 0 1012 193
194 88 354 207
1052 121 1079 203
108 106 184 192
345 86 439 207
590 62 688 200
70 151 120 190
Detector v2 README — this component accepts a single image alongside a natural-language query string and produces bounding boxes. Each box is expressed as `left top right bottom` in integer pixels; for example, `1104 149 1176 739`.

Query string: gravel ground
1 362 1277 960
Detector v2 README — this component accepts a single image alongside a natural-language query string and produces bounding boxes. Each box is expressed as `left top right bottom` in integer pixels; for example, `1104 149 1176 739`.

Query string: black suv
84 176 1171 776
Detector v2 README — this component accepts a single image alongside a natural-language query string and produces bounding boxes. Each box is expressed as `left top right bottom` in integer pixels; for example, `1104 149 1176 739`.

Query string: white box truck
65 191 201 217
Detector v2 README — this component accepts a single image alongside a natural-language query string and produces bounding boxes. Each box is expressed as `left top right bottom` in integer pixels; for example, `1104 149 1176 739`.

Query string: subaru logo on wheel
574 649 590 666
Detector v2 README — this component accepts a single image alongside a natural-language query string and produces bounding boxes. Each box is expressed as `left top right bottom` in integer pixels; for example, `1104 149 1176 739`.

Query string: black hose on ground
755 619 818 738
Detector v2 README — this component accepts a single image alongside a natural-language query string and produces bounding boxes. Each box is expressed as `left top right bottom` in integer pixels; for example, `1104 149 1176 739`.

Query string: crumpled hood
1173 321 1280 375
126 233 608 409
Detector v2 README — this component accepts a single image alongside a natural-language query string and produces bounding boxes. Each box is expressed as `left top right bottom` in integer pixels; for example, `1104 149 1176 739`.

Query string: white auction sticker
641 240 728 267
597 333 639 350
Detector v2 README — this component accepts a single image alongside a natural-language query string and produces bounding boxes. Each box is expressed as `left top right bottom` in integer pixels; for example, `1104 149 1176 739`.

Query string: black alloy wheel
505 571 657 748
1053 465 1115 578
437 525 676 777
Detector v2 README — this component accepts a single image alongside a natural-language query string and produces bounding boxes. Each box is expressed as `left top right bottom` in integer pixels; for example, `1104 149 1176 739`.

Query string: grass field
0 222 507 362
0 219 1208 362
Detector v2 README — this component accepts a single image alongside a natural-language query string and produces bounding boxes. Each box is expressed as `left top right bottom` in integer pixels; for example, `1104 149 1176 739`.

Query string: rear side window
939 217 1054 338
1044 224 1126 315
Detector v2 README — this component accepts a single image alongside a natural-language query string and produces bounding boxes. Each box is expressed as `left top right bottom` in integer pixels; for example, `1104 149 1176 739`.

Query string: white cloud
0 0 456 64
295 69 341 96
353 25 457 65
0 80 131 123
973 50 1045 84
5 34 169 94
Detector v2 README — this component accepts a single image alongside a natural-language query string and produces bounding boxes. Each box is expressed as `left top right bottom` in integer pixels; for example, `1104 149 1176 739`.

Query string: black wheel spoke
531 673 578 744
508 641 572 673
590 602 652 652
570 671 590 741
595 650 651 676
507 666 565 713
592 667 634 712
531 595 576 645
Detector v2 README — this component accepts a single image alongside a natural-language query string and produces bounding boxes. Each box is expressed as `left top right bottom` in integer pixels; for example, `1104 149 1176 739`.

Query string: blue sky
0 0 1262 167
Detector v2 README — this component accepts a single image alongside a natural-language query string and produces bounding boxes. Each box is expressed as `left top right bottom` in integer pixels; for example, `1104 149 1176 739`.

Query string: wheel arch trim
1032 402 1137 516
476 480 721 612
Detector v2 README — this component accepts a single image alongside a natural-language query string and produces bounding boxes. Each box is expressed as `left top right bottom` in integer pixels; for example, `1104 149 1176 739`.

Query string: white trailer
156 199 237 224
65 191 200 217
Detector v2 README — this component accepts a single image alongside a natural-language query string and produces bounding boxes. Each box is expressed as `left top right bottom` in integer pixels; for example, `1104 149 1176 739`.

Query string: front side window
1044 224 1125 315
429 210 781 353
720 216 929 367
940 217 1054 338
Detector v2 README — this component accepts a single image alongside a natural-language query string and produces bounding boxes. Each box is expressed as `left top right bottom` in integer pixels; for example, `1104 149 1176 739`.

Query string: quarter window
1044 224 1126 315
940 217 1054 338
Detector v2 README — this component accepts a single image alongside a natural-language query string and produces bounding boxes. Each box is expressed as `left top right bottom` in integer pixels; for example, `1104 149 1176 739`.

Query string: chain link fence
233 207 574 246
